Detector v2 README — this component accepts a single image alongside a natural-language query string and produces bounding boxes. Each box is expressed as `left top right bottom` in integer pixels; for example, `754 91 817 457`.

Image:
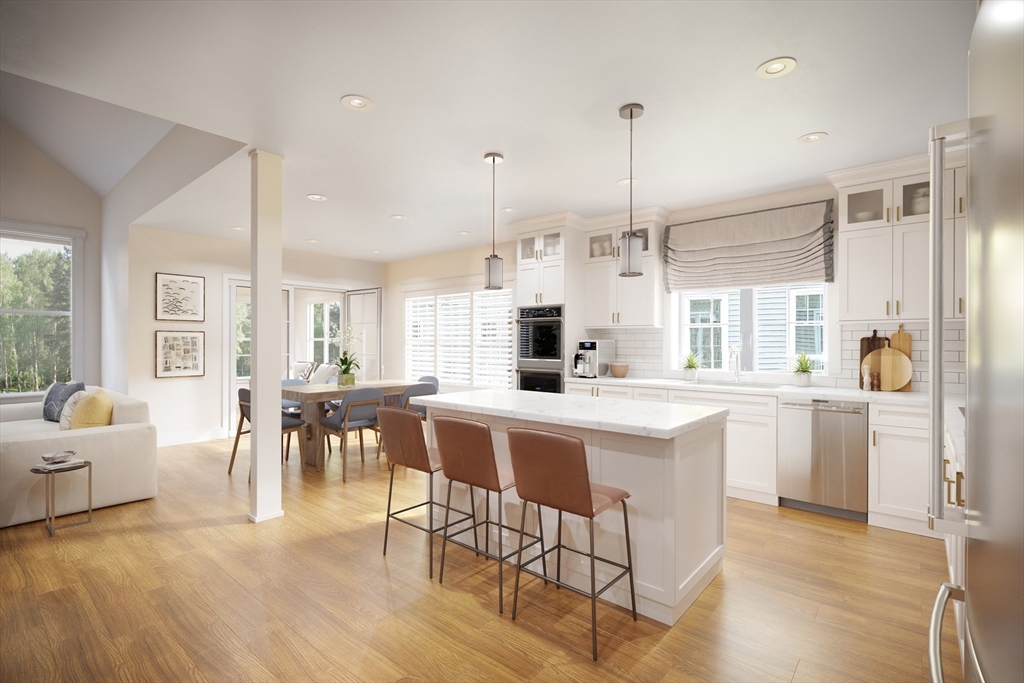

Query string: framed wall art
156 272 205 322
156 331 205 378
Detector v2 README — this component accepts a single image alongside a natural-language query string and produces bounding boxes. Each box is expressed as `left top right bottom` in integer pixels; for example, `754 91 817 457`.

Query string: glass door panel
520 235 537 262
588 231 615 262
894 173 931 225
346 288 381 381
541 231 563 260
843 180 892 230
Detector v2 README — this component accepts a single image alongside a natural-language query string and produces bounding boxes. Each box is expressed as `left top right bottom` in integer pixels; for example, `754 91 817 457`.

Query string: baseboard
727 486 779 506
868 511 944 539
157 427 228 448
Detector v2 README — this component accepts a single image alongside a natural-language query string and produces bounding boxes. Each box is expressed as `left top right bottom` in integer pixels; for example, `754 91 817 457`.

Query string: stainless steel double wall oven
516 306 563 393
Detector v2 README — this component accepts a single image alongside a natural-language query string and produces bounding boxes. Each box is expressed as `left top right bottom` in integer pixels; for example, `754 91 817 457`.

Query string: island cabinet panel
420 391 727 627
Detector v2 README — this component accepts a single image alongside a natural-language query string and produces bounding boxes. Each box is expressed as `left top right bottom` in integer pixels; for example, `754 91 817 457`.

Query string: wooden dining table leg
299 400 322 471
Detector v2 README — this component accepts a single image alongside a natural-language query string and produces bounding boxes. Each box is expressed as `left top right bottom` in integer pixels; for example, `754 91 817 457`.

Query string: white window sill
0 392 45 405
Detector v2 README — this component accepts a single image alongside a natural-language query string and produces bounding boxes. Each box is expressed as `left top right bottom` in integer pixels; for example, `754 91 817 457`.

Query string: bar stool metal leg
512 504 528 620
555 509 562 590
589 518 598 661
439 478 454 584
469 486 479 556
485 490 490 556
536 503 548 585
382 464 396 555
428 472 435 579
497 491 504 614
622 499 637 620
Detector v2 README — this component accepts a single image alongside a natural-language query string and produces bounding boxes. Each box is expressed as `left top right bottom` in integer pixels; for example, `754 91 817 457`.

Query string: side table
30 460 93 536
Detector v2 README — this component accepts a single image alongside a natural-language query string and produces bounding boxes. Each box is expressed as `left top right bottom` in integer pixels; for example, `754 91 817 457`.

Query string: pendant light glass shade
618 103 644 278
619 231 644 277
484 254 503 289
483 152 504 290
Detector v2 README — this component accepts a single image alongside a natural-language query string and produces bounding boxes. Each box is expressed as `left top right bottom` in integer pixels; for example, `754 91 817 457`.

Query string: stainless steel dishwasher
778 398 868 521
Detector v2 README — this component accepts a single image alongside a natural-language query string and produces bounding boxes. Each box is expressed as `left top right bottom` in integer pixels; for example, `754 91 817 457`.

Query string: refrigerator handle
928 582 965 683
928 129 947 524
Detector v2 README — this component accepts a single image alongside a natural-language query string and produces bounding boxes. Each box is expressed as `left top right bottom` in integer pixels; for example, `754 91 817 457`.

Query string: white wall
128 225 384 444
0 121 103 385
382 241 516 381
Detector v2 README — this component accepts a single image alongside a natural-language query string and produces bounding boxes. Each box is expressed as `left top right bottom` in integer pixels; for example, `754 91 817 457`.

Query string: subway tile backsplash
586 320 965 391
585 329 664 378
839 319 966 393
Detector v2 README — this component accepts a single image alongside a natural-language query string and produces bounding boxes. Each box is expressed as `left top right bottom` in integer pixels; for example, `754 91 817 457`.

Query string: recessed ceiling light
501 207 516 213
391 214 408 220
307 194 327 201
306 239 320 243
341 95 374 111
617 178 638 186
230 225 244 231
799 132 828 143
457 231 471 235
756 57 797 79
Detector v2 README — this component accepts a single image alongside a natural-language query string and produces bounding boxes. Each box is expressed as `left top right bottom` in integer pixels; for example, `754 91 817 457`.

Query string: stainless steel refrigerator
928 2 1023 682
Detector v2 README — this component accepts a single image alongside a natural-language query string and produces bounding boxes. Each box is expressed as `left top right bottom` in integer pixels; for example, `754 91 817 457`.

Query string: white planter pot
682 368 697 382
795 373 811 387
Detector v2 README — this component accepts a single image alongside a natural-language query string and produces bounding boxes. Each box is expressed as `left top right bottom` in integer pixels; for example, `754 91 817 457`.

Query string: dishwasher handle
780 403 865 415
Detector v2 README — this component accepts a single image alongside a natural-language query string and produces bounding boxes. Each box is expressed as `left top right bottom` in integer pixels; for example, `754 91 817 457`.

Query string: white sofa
0 387 157 528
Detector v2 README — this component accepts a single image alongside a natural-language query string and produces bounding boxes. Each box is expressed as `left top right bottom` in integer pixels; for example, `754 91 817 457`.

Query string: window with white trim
308 301 341 365
0 233 76 393
674 282 826 373
404 288 514 388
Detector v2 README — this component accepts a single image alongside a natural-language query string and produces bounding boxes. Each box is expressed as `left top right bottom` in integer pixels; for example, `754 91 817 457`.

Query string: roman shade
662 199 834 292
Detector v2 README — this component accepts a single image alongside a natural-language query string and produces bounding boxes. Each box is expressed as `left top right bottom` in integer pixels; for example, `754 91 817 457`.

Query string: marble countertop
413 389 729 440
564 376 934 406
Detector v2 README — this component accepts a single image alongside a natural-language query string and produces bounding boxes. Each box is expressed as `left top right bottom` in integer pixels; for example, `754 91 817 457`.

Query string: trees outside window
0 236 73 393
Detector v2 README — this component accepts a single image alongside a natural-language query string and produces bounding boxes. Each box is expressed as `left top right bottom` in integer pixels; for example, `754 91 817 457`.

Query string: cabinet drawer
564 384 596 397
667 389 777 417
870 402 929 430
596 386 634 400
632 388 667 402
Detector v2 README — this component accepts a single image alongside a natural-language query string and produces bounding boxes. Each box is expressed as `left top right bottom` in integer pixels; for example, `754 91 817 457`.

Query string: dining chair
228 388 307 479
318 387 384 480
418 375 440 390
281 378 306 413
398 382 437 420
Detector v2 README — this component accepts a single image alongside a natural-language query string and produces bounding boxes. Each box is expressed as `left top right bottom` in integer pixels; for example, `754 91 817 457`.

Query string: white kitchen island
412 389 728 626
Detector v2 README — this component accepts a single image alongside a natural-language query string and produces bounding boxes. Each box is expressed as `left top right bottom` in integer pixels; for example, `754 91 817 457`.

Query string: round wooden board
864 344 913 391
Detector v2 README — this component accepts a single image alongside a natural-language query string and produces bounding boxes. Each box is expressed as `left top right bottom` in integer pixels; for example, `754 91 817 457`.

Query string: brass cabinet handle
955 471 965 507
872 430 877 447
896 206 901 222
886 301 890 316
612 312 615 324
887 207 891 223
959 197 963 214
959 297 963 314
896 300 901 315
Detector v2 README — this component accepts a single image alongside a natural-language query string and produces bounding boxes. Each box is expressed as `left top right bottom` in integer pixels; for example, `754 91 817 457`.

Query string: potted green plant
792 353 813 387
332 350 360 386
682 353 699 381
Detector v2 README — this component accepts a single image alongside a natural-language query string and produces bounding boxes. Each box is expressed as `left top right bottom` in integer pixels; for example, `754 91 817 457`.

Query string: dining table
281 380 420 471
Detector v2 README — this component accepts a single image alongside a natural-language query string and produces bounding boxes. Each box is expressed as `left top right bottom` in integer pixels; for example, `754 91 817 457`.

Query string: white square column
249 149 285 522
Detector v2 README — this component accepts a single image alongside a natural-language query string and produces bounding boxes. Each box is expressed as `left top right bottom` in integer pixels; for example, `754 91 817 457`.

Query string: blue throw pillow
42 381 85 422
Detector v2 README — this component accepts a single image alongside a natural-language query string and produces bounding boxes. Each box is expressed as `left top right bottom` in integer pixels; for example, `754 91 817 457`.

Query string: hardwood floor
1 433 963 682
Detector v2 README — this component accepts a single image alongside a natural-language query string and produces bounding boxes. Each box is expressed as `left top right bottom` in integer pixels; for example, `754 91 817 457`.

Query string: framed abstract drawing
156 272 205 322
156 331 205 378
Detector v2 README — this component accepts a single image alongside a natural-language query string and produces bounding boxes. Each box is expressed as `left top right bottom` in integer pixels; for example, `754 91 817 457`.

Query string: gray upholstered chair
228 388 307 479
318 387 384 481
281 378 307 412
418 375 440 390
399 382 438 420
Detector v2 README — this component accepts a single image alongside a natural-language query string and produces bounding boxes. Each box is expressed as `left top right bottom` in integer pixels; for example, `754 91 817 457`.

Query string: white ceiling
0 1 975 262
0 70 175 197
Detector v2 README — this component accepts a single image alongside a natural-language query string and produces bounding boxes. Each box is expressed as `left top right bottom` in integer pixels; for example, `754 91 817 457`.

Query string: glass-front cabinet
893 173 931 225
842 180 892 231
520 229 564 263
586 226 653 262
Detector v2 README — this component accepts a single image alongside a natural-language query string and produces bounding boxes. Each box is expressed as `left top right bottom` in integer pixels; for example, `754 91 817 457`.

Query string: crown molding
585 206 671 232
826 150 966 188
509 211 589 233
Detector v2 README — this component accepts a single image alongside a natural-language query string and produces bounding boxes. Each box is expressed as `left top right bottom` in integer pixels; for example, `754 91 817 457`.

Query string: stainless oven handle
515 318 564 323
780 403 865 415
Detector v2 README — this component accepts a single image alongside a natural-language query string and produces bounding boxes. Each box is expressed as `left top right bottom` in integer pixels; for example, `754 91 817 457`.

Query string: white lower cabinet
668 389 778 504
868 403 940 538
596 385 633 400
565 384 596 397
633 387 668 402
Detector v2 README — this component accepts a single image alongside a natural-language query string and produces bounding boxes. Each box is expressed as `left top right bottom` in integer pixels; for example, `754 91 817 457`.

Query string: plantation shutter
472 289 514 389
663 199 834 291
404 296 435 381
755 287 789 371
436 293 472 385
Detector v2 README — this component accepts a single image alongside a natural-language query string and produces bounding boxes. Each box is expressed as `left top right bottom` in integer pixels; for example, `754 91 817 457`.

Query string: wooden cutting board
864 340 914 391
890 324 913 392
859 330 888 389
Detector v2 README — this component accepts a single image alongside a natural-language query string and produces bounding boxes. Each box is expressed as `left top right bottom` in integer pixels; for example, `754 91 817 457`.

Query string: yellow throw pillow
70 389 114 429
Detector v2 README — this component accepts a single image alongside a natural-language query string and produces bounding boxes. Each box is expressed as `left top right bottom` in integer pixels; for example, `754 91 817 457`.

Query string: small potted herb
332 350 361 386
682 353 699 381
792 353 813 387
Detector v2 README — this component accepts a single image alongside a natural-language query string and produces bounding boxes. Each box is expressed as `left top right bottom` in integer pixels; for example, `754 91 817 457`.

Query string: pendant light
618 103 644 278
484 152 504 289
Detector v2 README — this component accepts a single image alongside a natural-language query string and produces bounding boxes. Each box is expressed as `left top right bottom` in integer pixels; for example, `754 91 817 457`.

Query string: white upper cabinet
517 262 540 308
586 231 617 263
539 261 565 305
584 260 616 327
892 223 930 319
838 226 893 321
893 173 931 225
617 256 659 326
841 180 893 231
520 229 564 263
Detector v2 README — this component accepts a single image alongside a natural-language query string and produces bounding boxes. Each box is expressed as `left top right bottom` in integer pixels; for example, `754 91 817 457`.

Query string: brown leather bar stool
377 407 473 579
506 427 637 661
433 415 544 614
